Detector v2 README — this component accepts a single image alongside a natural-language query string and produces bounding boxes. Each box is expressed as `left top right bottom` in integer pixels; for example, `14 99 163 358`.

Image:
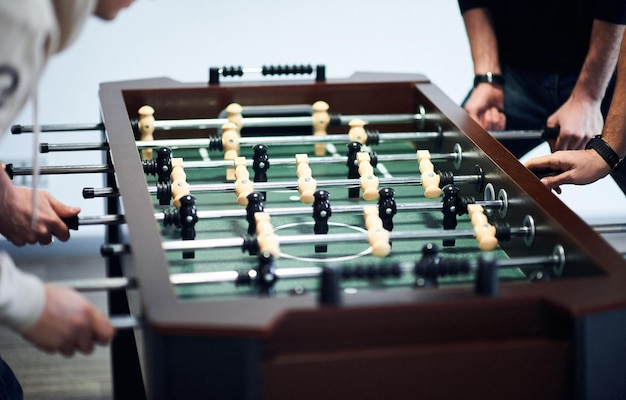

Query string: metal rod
489 130 542 141
174 151 458 169
11 122 105 134
8 164 112 176
161 226 528 253
67 199 504 228
158 199 502 221
147 174 482 195
151 113 438 131
63 247 551 289
12 111 439 134
110 315 140 330
73 215 126 226
40 142 109 153
83 173 481 199
21 150 456 176
488 128 557 141
135 130 442 149
51 246 557 331
593 223 626 235
53 277 134 291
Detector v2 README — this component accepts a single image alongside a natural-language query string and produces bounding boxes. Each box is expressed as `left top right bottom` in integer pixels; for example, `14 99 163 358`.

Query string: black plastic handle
542 126 560 139
62 216 79 230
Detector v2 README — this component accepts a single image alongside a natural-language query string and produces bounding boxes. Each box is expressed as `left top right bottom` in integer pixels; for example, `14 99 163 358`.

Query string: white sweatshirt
0 0 95 333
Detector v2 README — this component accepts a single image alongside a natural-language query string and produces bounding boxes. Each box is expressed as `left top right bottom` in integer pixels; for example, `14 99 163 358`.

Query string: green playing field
144 136 521 301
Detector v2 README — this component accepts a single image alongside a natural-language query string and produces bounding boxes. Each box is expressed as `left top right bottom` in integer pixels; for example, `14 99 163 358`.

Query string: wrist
585 135 623 171
473 72 505 88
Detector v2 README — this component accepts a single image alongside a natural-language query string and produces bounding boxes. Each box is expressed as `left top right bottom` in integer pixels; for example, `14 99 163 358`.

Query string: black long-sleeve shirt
458 0 626 71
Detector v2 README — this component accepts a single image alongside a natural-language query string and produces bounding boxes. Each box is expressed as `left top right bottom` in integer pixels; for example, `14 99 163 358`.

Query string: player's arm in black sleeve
458 0 491 13
594 0 626 25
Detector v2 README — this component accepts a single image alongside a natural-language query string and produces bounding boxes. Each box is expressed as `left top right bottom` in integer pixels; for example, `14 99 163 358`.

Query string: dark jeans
463 64 626 193
0 356 22 400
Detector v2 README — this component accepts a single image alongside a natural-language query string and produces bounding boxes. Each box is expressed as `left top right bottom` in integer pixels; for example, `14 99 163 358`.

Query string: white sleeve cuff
0 252 46 333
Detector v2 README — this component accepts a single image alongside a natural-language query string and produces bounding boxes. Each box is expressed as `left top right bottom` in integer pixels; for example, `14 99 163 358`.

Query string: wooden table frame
99 72 626 400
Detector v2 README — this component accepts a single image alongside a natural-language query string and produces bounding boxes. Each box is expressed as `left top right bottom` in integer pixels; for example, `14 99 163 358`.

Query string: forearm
571 20 625 105
601 31 626 160
461 8 500 74
0 252 45 333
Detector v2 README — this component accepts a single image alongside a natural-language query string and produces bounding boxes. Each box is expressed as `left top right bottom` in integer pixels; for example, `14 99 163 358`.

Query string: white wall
7 0 472 134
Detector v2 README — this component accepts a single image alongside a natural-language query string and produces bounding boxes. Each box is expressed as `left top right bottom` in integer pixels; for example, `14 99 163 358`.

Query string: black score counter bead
340 263 403 281
207 136 223 151
162 207 179 228
312 190 332 253
439 171 455 187
365 129 380 146
142 147 173 183
493 222 512 242
457 195 476 216
156 181 171 206
413 243 473 288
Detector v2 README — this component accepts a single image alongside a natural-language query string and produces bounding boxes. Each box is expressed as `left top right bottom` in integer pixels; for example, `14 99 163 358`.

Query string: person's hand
524 149 611 194
546 97 603 151
22 284 115 357
0 164 80 246
463 84 506 130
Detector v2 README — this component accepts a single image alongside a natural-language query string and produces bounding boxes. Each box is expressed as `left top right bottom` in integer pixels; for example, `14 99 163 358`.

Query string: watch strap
473 72 505 88
585 135 623 170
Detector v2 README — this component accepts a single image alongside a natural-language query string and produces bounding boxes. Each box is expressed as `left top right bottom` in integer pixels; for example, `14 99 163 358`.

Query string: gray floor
0 238 112 400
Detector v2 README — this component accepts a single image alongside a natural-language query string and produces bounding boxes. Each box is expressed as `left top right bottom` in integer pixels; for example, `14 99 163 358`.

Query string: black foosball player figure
377 187 397 231
313 190 332 253
252 144 270 199
256 252 278 296
346 141 363 199
441 184 461 247
178 195 199 259
246 192 265 235
414 243 441 288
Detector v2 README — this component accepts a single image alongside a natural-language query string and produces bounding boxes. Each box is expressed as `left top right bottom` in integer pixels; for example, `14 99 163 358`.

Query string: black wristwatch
473 72 505 88
585 135 623 170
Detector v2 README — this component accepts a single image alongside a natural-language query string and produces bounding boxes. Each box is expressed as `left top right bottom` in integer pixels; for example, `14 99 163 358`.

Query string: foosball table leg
105 164 147 400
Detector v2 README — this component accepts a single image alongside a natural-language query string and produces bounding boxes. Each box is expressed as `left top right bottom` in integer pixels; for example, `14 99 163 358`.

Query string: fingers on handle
90 308 115 345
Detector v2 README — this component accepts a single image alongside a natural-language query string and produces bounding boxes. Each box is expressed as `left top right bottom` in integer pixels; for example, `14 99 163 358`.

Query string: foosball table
48 70 626 399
